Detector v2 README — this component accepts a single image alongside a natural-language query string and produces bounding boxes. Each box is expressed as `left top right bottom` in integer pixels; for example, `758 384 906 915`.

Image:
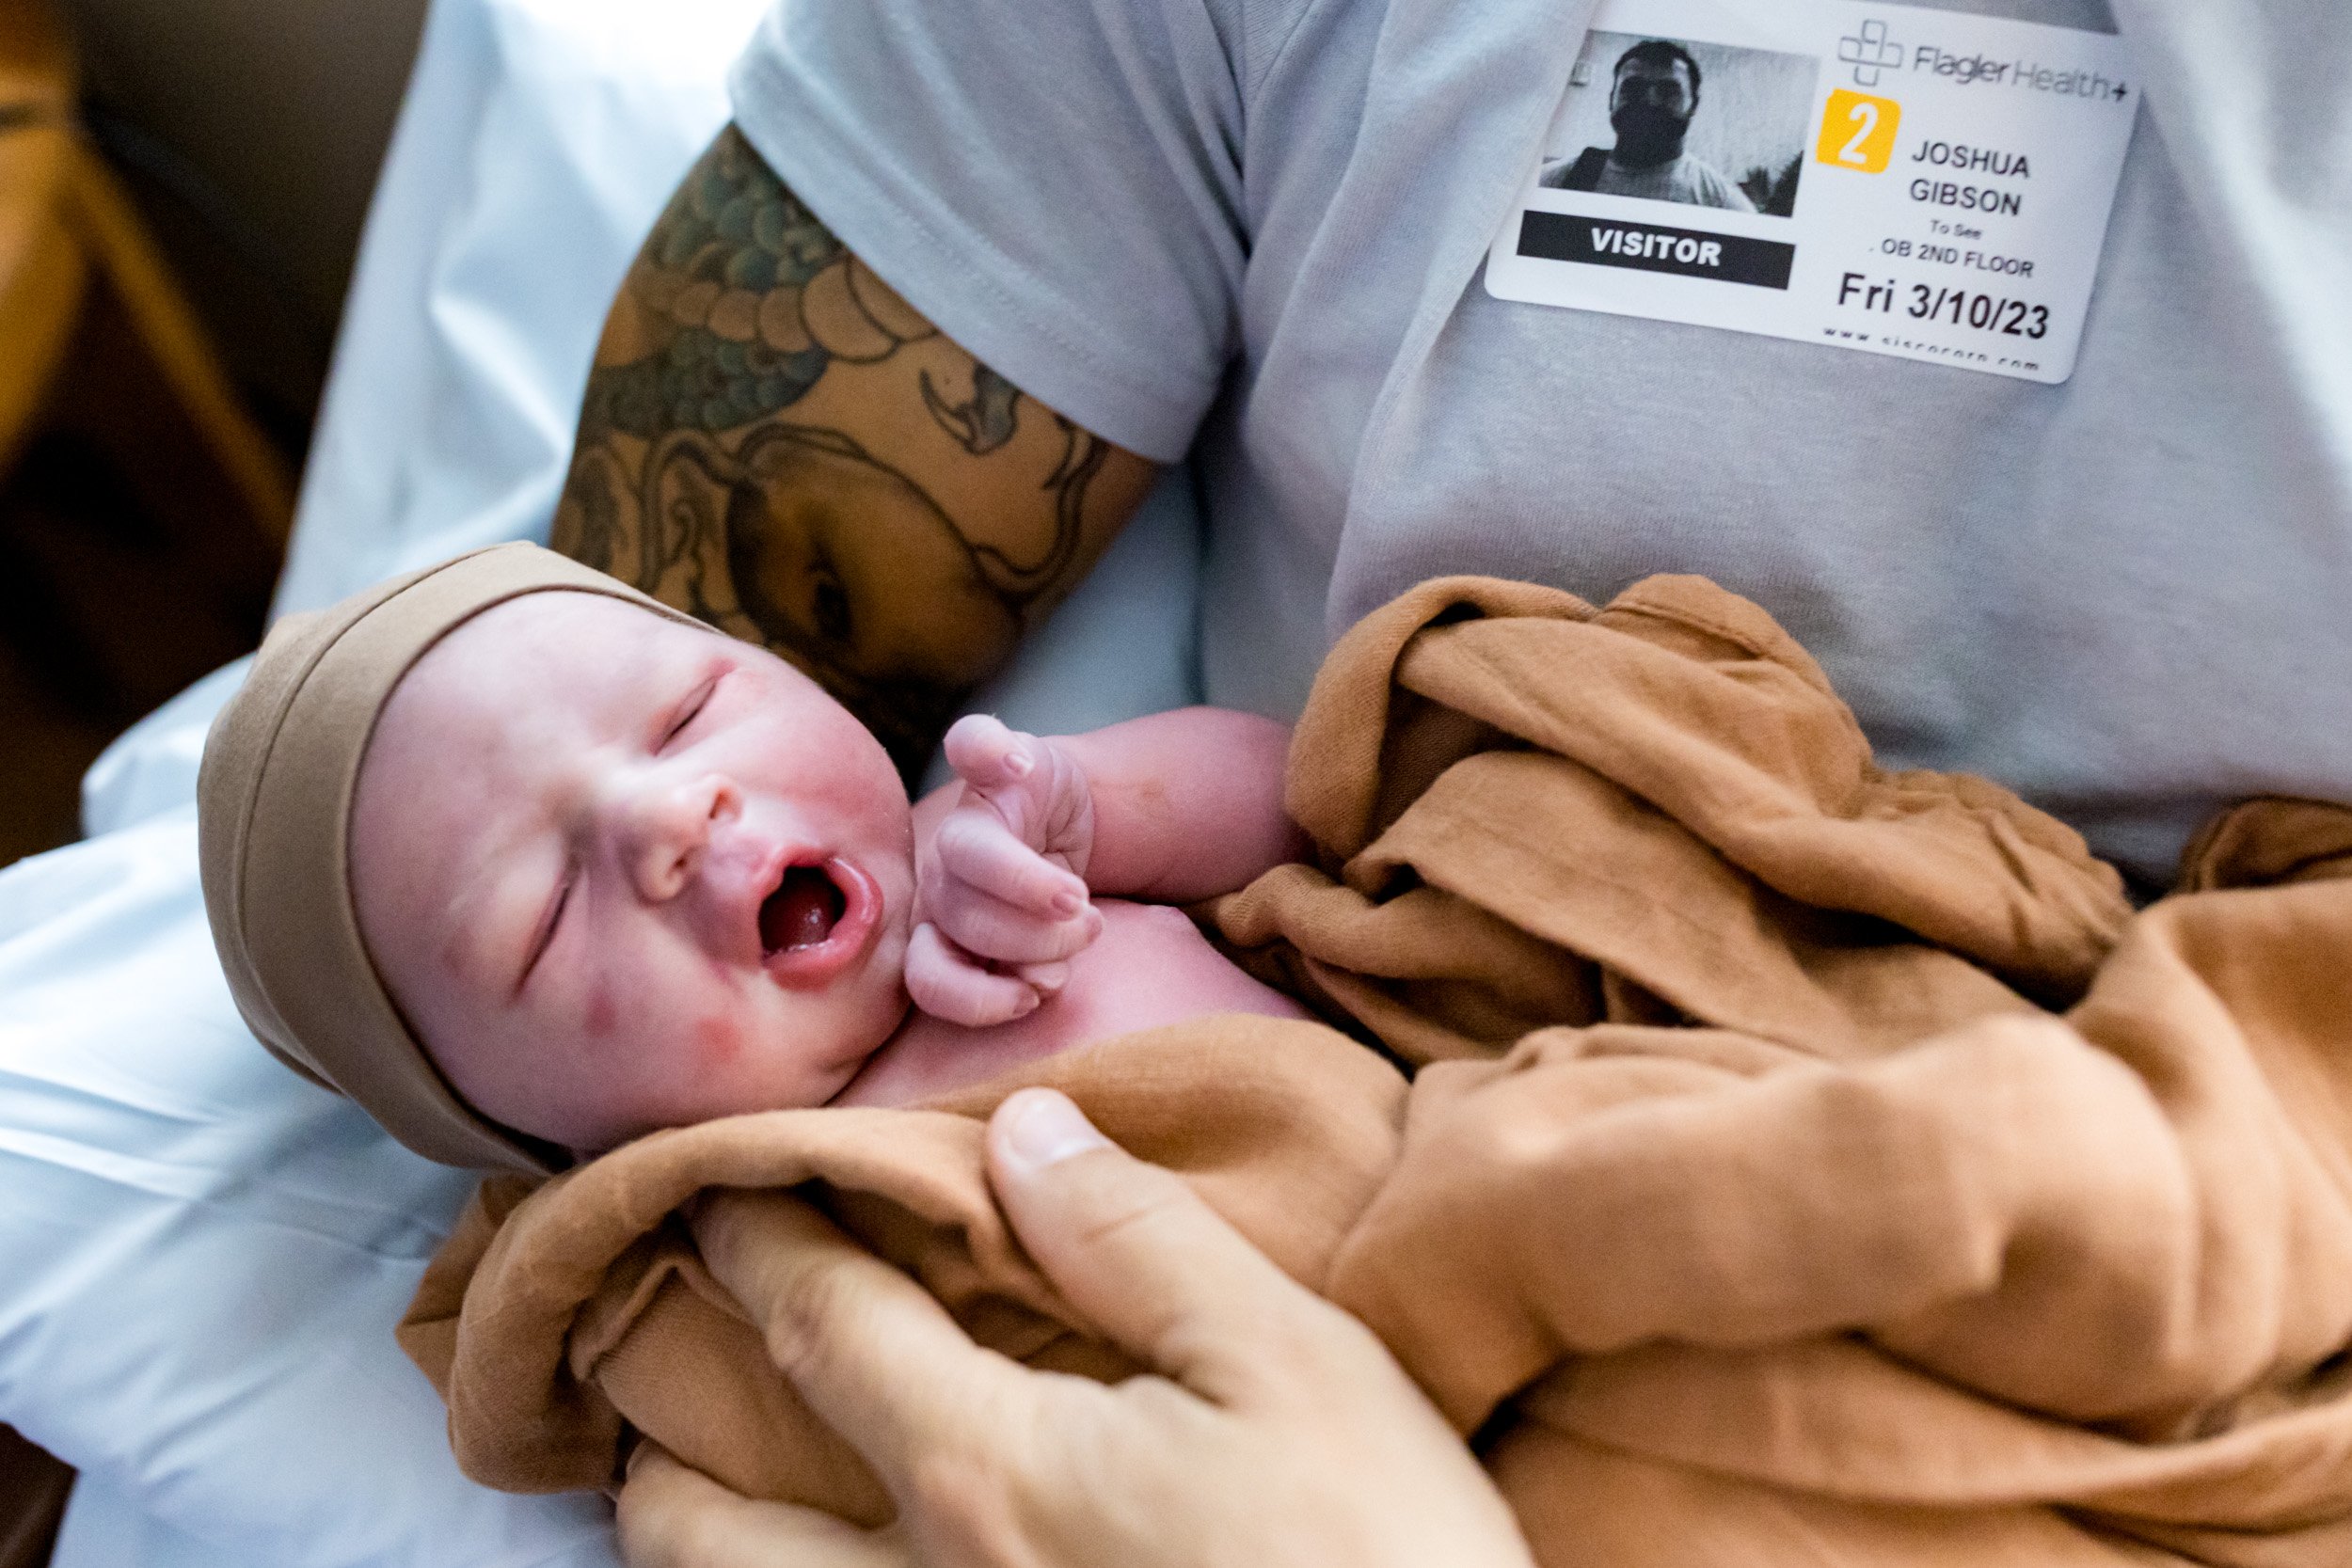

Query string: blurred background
2 0 427 869
3 0 429 1556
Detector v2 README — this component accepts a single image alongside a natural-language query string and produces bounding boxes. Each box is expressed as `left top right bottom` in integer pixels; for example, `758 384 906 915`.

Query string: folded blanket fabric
403 575 2352 1565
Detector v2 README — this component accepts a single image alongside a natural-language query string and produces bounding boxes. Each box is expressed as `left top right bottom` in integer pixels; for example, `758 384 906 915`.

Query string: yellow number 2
1817 88 1901 173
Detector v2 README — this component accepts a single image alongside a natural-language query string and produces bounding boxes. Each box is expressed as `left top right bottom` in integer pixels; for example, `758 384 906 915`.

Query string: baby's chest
1048 900 1309 1045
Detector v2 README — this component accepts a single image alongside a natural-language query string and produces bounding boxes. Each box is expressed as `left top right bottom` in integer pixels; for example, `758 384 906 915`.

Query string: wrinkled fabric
403 1019 1406 1515
406 575 2352 1564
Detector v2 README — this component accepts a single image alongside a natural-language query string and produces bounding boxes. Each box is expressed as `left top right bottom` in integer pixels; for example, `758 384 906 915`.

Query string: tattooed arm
554 126 1160 776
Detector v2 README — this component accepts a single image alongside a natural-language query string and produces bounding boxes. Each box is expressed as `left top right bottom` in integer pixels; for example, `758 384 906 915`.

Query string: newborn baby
199 544 1303 1171
353 588 1307 1153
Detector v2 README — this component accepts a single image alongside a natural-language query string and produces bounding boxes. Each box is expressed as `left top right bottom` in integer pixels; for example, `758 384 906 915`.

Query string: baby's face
349 592 914 1153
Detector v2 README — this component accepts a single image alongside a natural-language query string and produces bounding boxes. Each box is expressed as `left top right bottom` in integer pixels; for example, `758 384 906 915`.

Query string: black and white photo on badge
1540 32 1819 216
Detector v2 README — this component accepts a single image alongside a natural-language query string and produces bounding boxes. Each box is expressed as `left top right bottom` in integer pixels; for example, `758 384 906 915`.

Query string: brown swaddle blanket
402 574 2352 1565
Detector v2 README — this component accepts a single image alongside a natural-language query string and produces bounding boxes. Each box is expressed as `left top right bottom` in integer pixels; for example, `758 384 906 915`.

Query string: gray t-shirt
730 0 2352 888
1542 150 1756 211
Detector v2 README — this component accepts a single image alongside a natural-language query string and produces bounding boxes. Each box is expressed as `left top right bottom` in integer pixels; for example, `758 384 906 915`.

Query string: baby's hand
908 715 1102 1027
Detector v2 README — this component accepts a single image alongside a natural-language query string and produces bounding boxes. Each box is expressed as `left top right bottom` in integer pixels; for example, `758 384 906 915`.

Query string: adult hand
908 716 1102 1027
615 1088 1534 1568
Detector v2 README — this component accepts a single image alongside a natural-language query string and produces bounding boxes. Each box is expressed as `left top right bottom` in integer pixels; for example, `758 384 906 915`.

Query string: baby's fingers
904 922 1041 1028
930 879 1103 968
933 810 1088 916
942 713 1036 796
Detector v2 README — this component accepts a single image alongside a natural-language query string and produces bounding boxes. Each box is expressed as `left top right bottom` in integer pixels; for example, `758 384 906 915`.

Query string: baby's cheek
692 1011 745 1069
584 981 618 1038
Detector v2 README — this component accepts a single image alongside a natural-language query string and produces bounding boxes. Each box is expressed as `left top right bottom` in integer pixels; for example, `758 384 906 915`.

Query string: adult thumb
985 1088 1362 1404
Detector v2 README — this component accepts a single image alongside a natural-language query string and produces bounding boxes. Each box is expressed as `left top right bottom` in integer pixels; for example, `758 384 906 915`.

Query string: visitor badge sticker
1484 0 2139 383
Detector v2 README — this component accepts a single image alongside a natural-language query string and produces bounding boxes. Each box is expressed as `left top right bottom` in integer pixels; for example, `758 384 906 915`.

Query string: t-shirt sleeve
1711 166 1757 213
728 0 1248 464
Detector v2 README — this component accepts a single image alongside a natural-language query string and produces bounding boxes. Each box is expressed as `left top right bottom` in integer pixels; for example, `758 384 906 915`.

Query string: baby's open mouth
759 864 847 954
755 855 882 990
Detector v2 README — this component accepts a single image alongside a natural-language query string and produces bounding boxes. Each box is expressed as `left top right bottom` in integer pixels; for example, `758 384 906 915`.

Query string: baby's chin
818 988 920 1109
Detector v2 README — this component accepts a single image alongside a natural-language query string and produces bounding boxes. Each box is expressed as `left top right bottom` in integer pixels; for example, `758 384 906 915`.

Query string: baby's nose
620 773 741 901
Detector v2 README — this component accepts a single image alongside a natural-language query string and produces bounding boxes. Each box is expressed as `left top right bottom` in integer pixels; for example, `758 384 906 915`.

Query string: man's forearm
553 126 1157 775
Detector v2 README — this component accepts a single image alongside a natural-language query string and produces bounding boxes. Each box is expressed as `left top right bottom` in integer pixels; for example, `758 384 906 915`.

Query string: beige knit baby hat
197 544 704 1173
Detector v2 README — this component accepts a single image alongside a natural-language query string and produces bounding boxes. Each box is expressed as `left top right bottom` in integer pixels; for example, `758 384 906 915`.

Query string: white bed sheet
4 0 1205 1560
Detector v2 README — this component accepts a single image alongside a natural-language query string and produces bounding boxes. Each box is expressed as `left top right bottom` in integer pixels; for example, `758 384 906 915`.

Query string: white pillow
7 0 1203 1560
0 810 619 1567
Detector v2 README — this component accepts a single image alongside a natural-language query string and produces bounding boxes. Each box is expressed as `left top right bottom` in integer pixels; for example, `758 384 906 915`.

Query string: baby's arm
1050 707 1306 899
909 709 1302 1024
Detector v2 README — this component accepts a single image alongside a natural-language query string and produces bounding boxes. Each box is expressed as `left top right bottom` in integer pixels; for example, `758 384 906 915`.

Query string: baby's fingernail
1004 744 1034 778
1051 887 1083 916
999 1089 1110 1170
1026 961 1071 994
